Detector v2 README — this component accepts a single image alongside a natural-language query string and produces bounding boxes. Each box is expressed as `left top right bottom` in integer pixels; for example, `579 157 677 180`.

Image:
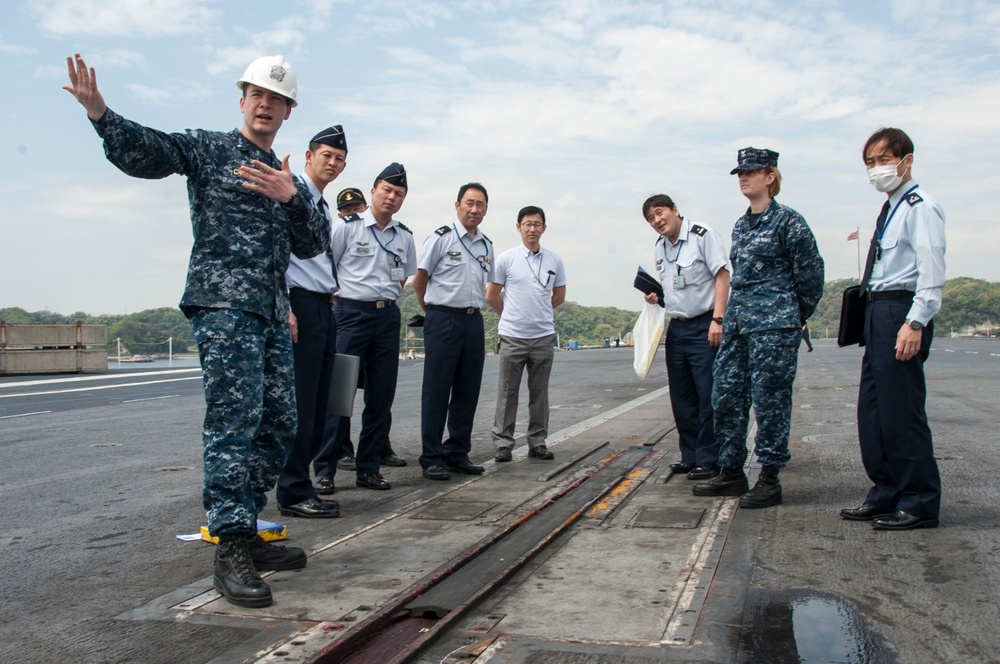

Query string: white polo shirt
493 244 567 339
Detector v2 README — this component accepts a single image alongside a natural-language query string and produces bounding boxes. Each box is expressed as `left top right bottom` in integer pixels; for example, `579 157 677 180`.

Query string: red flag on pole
847 230 859 241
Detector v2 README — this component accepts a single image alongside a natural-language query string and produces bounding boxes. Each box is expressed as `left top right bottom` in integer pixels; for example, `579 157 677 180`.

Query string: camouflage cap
375 162 407 191
730 147 779 174
311 125 347 153
336 187 367 210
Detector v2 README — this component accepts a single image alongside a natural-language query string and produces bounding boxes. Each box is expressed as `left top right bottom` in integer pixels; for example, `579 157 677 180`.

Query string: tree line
3 276 997 356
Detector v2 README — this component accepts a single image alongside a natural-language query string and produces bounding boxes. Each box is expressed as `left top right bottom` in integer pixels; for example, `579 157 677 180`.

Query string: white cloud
29 0 221 37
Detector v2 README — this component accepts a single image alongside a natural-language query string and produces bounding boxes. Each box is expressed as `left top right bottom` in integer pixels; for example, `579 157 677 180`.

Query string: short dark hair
457 182 488 204
641 194 676 220
863 128 914 162
517 205 546 224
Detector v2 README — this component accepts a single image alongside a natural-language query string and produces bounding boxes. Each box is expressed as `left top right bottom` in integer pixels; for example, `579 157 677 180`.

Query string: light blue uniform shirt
284 173 338 295
418 221 495 308
869 182 946 325
330 208 417 301
654 217 729 319
493 244 567 339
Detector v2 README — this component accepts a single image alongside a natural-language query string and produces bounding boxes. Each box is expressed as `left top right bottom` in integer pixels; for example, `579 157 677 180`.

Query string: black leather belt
338 298 396 310
672 310 713 323
289 287 334 304
866 290 914 302
427 304 480 315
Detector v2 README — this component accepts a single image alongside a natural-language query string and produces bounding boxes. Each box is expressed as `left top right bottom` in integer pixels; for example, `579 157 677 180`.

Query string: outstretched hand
239 154 298 204
63 53 108 121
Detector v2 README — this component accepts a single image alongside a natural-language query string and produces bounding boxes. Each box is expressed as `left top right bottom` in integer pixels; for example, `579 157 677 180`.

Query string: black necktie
861 200 891 290
317 197 339 287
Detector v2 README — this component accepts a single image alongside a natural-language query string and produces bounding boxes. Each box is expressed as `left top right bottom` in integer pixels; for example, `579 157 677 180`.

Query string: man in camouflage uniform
693 148 824 508
64 53 329 608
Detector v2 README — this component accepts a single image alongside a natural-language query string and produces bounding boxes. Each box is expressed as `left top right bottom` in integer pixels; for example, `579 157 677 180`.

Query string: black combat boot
692 467 749 496
739 465 783 509
245 533 307 571
214 535 273 608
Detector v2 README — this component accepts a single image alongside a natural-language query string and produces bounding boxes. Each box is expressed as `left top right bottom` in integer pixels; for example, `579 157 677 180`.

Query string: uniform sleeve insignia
906 192 924 206
435 225 452 236
343 213 362 223
396 221 413 234
690 224 708 236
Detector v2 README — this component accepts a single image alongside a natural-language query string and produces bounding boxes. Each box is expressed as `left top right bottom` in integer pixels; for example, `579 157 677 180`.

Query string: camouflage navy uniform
92 108 329 536
713 199 824 469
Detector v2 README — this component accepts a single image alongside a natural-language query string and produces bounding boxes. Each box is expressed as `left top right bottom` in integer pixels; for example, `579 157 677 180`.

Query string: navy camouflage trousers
191 308 296 536
712 328 801 469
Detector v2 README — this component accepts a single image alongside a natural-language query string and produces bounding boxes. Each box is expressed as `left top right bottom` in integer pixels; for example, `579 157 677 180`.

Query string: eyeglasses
519 222 544 229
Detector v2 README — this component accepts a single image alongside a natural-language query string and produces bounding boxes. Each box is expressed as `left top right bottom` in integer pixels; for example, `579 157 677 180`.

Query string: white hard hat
237 55 298 107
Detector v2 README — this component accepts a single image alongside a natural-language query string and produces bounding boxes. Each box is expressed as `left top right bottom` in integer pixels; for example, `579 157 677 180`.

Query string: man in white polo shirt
486 205 567 462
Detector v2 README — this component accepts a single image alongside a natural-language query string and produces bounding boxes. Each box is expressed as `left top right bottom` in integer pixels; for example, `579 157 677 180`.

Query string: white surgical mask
867 157 910 193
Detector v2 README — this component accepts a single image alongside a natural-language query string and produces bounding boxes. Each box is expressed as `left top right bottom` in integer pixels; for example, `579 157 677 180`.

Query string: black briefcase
837 286 866 347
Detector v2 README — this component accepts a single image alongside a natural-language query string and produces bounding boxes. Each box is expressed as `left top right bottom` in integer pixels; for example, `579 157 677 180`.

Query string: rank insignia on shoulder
396 222 413 233
690 224 708 236
435 225 452 236
906 192 924 206
343 213 362 223
480 231 492 244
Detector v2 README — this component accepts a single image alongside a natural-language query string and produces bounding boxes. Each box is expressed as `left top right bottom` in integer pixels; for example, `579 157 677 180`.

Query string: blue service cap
375 162 407 190
730 147 779 174
311 125 347 153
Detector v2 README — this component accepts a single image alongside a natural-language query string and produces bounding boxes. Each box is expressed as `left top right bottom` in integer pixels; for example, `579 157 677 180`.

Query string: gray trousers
491 333 556 449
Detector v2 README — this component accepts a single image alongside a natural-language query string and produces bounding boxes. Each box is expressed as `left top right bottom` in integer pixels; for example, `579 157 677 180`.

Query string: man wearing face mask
840 128 946 531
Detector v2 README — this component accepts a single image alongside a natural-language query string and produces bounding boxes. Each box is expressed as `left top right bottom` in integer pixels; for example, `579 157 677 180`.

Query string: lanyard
369 224 401 266
878 184 919 241
665 237 684 275
454 223 490 272
525 250 552 287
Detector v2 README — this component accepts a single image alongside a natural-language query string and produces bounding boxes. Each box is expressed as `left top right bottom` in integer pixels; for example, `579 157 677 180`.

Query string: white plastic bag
632 301 665 380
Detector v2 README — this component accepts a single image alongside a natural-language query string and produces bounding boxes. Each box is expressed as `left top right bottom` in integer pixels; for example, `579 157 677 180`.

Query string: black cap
310 125 347 153
336 187 367 210
730 147 779 174
375 162 407 190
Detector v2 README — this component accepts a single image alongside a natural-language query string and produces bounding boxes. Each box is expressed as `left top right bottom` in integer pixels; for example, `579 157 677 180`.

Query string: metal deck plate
408 500 500 521
628 506 706 529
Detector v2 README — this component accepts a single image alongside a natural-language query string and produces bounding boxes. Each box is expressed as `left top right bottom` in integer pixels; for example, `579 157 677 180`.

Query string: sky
3 0 999 316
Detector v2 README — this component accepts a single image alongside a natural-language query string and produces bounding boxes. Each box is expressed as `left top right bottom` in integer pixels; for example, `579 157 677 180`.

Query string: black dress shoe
279 497 341 519
872 510 939 531
687 466 719 480
422 464 451 480
245 534 307 571
356 473 391 490
337 455 356 471
381 453 408 467
670 461 695 473
495 447 513 462
840 503 893 521
446 460 485 475
313 475 336 495
528 445 554 460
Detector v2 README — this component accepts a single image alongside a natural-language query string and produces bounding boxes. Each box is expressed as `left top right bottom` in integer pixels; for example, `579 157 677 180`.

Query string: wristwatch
712 317 724 324
905 318 923 331
281 191 303 209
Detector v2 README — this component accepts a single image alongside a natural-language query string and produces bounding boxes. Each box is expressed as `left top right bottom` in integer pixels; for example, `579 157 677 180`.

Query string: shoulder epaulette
480 231 492 244
434 225 452 236
690 224 708 236
342 213 362 223
906 192 924 206
396 221 413 234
